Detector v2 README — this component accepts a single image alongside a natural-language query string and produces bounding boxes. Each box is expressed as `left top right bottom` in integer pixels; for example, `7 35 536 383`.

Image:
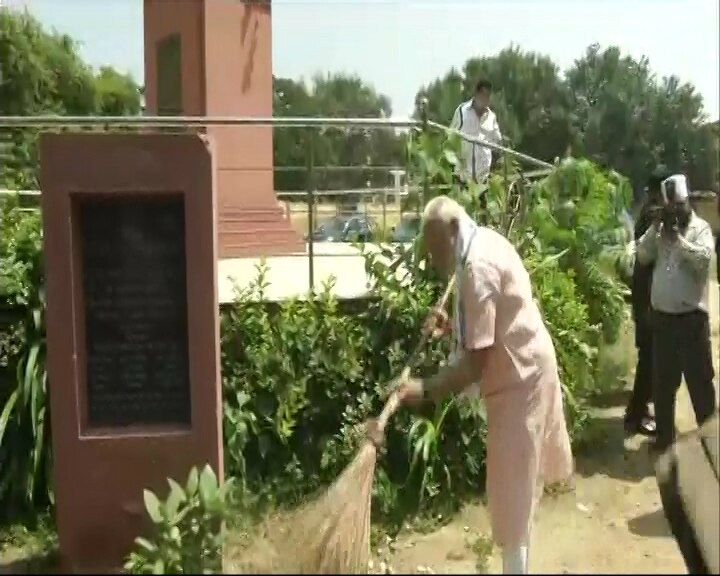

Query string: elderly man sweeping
393 195 574 574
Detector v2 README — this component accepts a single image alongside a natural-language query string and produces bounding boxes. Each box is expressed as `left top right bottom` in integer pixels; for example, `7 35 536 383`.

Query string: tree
94 66 142 116
272 76 318 192
647 78 717 192
0 9 142 189
566 44 716 195
565 45 659 192
273 74 405 193
413 68 465 127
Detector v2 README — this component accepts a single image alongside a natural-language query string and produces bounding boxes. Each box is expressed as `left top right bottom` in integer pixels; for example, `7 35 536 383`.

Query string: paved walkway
218 242 408 304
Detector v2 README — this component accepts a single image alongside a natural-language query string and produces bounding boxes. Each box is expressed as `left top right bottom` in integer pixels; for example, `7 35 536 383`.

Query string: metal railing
0 108 555 294
0 115 419 129
427 120 555 170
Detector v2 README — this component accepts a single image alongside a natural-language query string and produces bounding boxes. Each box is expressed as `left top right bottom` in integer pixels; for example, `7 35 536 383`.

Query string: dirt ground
374 280 720 575
377 401 690 575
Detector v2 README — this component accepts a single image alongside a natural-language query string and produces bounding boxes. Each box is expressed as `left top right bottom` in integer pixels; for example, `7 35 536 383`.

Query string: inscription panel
79 195 191 428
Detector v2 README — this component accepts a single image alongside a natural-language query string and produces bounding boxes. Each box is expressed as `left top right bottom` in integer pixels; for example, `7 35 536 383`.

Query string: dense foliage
0 133 631 530
0 196 50 518
0 10 141 189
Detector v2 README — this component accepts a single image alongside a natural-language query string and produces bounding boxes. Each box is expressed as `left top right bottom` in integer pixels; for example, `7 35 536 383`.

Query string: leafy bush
220 256 458 514
124 465 232 575
0 194 51 518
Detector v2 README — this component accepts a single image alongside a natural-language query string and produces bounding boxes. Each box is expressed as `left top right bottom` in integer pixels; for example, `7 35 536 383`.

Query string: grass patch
595 316 637 397
465 531 494 573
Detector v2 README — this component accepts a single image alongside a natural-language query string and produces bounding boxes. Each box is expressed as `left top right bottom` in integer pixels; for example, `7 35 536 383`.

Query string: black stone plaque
79 195 191 428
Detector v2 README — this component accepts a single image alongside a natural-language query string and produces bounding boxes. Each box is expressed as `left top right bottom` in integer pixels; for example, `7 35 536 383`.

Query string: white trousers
502 544 529 574
501 518 533 573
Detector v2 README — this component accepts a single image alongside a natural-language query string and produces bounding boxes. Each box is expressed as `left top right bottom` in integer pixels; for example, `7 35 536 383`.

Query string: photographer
636 174 717 453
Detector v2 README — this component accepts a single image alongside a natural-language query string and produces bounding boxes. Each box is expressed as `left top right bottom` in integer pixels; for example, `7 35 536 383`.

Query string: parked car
391 214 421 243
310 214 378 242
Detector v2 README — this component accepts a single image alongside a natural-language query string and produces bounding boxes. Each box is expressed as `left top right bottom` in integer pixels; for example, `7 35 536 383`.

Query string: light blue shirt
636 212 714 314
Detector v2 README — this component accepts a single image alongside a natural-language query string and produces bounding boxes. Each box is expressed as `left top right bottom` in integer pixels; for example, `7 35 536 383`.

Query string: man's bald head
421 196 466 277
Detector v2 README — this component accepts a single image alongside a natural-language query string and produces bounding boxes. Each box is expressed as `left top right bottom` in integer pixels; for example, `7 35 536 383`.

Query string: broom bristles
235 441 377 574
288 442 379 574
236 441 380 574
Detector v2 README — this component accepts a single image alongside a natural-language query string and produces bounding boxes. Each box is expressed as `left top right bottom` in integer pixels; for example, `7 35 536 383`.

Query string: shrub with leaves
219 252 488 519
124 465 232 575
525 158 630 344
0 194 51 517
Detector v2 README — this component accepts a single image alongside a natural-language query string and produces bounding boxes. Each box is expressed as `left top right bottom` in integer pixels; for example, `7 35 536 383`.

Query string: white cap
660 174 689 203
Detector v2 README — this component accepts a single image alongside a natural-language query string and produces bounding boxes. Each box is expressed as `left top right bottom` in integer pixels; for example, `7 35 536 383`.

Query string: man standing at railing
450 79 503 187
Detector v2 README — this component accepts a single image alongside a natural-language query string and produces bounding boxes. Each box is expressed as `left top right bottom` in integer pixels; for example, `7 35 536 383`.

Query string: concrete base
217 242 412 304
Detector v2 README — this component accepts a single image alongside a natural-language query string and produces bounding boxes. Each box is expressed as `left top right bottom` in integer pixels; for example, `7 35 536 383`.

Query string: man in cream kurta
393 196 574 574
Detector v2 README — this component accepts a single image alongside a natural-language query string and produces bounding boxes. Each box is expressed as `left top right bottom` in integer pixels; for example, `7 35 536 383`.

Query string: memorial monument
40 133 223 572
143 0 304 258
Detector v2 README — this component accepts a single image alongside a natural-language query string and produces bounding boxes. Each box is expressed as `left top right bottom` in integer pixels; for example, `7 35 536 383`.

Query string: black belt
653 309 707 318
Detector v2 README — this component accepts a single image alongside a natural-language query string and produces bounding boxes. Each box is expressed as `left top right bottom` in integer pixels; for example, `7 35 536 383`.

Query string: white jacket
450 100 502 182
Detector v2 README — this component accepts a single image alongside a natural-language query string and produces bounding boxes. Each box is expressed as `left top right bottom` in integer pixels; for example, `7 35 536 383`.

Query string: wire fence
0 108 555 292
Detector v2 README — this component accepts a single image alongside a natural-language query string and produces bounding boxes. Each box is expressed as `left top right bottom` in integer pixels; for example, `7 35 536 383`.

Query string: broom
281 277 457 574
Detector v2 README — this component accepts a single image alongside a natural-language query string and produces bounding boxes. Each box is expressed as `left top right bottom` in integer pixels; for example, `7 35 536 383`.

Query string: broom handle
403 275 457 370
375 276 457 432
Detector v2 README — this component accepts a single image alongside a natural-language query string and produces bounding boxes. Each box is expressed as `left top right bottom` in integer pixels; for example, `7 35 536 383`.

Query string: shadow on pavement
627 508 673 538
574 413 656 483
588 388 632 410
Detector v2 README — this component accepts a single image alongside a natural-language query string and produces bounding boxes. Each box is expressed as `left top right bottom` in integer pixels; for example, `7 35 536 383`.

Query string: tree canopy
415 44 718 195
0 10 142 188
1 9 717 196
272 73 406 192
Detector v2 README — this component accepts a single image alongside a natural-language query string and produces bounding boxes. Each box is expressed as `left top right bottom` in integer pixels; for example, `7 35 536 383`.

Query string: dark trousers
627 313 654 421
652 310 717 450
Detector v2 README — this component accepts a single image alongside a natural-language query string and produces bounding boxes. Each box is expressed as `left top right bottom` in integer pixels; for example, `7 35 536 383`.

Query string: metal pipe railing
426 120 554 170
274 165 406 173
0 115 420 129
0 114 553 170
1 174 553 202
0 112 557 297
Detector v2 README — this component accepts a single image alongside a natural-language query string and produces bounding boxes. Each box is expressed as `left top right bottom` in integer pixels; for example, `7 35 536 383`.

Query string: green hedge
0 144 632 524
